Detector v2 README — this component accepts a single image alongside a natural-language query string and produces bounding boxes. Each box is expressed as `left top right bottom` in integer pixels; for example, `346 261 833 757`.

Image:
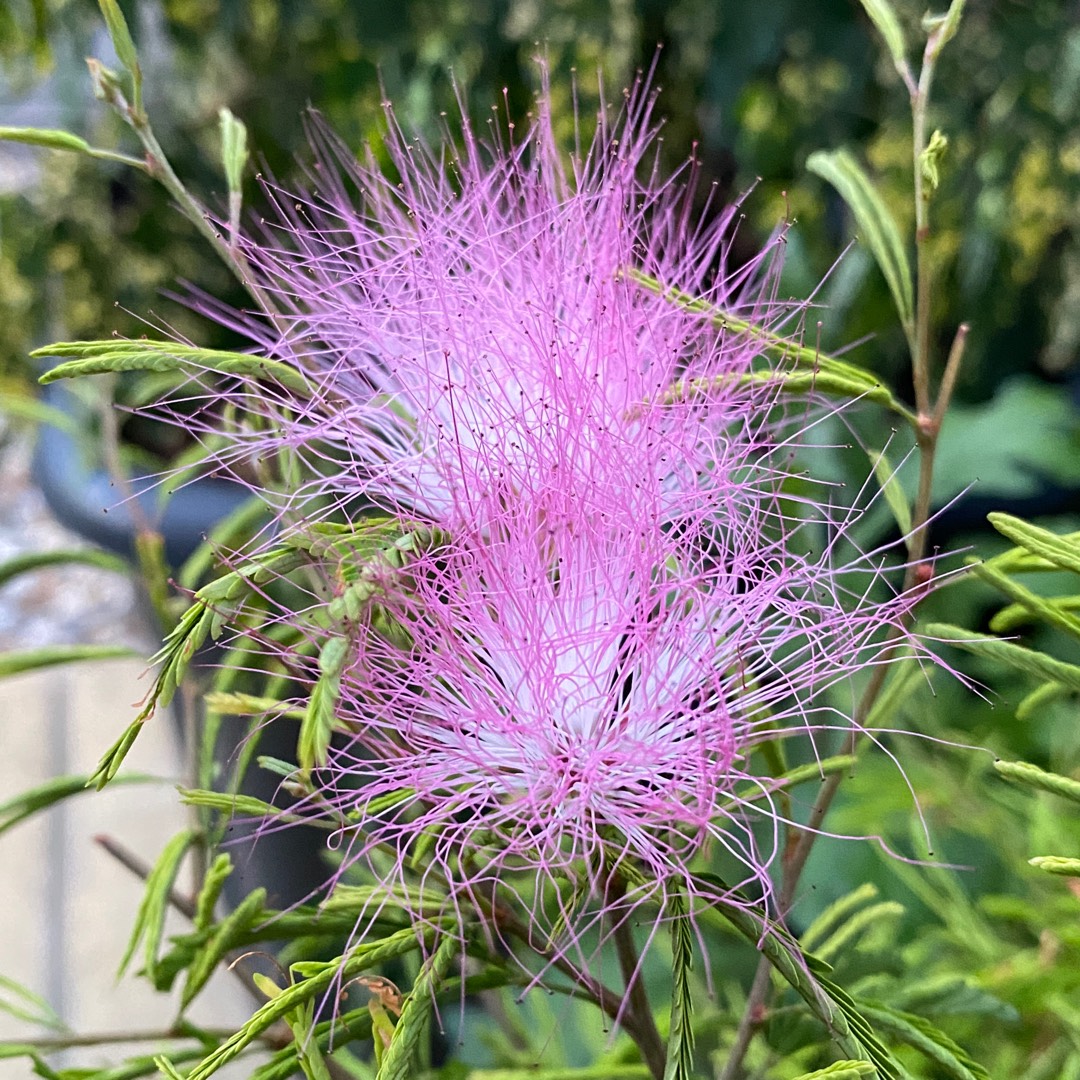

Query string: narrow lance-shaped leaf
97 0 143 114
807 148 914 339
0 772 154 836
219 107 248 238
0 643 137 678
859 1001 988 1080
376 934 459 1080
0 548 128 588
1029 856 1080 877
857 0 908 76
0 125 147 169
870 448 912 537
0 974 64 1030
663 890 694 1080
118 829 198 979
35 341 312 396
184 925 438 1079
973 562 1080 640
791 1063 878 1080
987 512 1080 577
182 887 267 1008
994 760 1080 805
925 623 1080 693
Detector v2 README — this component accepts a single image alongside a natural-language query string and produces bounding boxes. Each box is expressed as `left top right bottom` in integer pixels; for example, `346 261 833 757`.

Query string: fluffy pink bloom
170 70 938 970
180 71 798 537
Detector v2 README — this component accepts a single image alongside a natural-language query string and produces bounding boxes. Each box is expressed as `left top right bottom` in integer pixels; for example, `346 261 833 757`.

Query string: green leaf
790 1063 878 1080
35 341 312 395
0 772 153 836
466 1071 652 1080
376 934 459 1080
663 891 694 1080
802 885 879 954
153 1056 185 1080
988 513 1080 578
925 623 1080 692
218 107 248 195
300 639 348 770
0 549 129 588
0 126 100 155
97 0 142 113
856 0 907 74
870 448 912 537
0 974 63 1029
699 882 897 1076
193 854 233 932
860 1001 988 1080
0 644 137 678
1029 856 1080 876
994 760 1080 805
185 925 438 1079
626 269 914 422
973 561 1080 640
1010 678 1071 721
813 901 905 963
182 887 267 1008
924 0 966 58
806 148 914 335
118 829 198 979
202 692 303 719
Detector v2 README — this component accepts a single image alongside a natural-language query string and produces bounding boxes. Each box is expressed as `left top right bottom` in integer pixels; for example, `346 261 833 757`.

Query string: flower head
176 69 937 972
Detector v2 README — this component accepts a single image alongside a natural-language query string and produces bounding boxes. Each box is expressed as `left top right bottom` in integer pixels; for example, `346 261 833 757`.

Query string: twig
611 902 666 1080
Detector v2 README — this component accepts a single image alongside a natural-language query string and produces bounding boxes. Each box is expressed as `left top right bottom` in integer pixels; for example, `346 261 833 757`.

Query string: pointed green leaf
1029 856 1080 876
988 512 1080 577
924 0 966 58
0 772 154 836
97 0 142 112
185 925 437 1079
0 643 137 678
976 557 1080 639
1016 681 1072 721
663 891 694 1080
182 887 267 1008
0 549 128 588
994 760 1080 805
0 974 63 1030
807 148 914 334
925 623 1080 692
857 0 907 74
36 341 312 395
870 448 912 536
627 269 915 423
192 854 233 932
791 1063 878 1080
118 829 198 979
376 935 459 1080
802 884 880 954
859 1001 988 1080
218 107 248 195
0 126 92 152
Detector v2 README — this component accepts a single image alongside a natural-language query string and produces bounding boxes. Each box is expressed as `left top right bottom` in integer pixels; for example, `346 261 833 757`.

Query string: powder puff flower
177 69 802 539
164 67 938 978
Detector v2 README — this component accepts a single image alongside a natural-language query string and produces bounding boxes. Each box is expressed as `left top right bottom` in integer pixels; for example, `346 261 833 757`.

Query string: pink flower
174 68 936 968
180 70 797 537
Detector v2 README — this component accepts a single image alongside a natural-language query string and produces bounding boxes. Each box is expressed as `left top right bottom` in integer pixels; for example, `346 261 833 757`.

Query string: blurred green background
3 3 1080 1073
3 0 1079 403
